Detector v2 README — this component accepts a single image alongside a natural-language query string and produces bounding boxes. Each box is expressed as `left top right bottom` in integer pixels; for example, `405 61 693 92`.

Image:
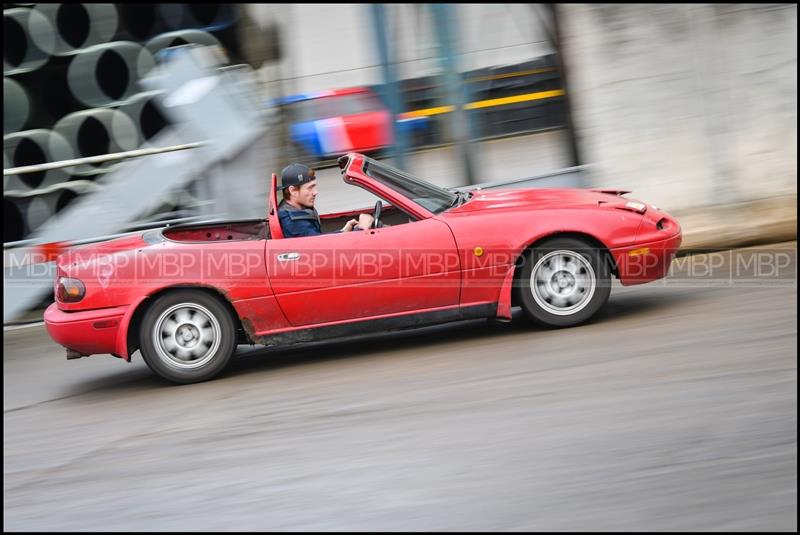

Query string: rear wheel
518 237 611 327
139 290 237 384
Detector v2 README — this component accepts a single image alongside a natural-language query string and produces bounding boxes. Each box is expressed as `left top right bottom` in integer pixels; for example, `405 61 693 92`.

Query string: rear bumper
613 232 683 286
44 303 128 357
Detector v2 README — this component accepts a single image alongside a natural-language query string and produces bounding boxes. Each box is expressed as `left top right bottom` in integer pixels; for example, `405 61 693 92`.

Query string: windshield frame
360 156 459 215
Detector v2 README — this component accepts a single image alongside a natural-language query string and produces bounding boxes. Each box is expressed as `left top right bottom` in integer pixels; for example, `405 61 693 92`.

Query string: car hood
448 187 646 214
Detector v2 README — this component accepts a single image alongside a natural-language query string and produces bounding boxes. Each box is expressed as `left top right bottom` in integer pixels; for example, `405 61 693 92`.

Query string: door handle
277 252 300 261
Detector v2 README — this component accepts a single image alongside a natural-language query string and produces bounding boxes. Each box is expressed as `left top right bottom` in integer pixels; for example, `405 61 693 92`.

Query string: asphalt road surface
3 243 797 531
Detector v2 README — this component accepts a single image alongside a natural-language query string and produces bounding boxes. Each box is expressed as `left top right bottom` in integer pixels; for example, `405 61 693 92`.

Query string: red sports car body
45 153 681 383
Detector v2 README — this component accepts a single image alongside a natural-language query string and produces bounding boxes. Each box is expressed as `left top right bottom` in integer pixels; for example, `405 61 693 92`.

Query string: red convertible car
45 153 681 383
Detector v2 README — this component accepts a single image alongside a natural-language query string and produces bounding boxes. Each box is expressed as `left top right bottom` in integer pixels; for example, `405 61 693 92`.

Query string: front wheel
139 290 237 384
517 237 611 328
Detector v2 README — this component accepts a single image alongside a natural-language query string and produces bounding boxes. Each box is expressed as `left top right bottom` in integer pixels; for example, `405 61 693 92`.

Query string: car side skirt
252 302 498 347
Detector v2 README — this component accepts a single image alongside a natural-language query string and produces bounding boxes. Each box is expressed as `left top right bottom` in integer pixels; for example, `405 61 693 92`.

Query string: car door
265 217 460 327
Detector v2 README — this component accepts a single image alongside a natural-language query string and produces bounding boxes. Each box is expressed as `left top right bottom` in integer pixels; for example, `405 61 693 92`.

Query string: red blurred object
38 241 69 262
284 87 428 158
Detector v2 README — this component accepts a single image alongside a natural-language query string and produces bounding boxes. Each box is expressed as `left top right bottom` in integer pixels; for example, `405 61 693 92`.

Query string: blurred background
4 4 796 240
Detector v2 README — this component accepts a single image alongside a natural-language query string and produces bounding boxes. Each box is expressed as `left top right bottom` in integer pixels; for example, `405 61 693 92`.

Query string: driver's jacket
278 200 321 238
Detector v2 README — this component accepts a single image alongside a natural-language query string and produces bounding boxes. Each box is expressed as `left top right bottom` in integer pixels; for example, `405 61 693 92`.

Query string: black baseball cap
280 163 316 190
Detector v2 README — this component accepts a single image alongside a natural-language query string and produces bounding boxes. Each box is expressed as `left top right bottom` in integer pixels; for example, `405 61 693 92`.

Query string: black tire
517 237 611 328
139 290 237 384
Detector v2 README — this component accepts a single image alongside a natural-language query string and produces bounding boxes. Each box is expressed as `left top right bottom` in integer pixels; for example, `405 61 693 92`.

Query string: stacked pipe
3 3 243 243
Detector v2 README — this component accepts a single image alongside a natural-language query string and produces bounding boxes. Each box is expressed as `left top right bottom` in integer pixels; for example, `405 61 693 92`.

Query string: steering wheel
372 200 382 229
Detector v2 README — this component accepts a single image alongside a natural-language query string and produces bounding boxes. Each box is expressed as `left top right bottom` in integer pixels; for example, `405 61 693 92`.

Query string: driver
278 163 374 238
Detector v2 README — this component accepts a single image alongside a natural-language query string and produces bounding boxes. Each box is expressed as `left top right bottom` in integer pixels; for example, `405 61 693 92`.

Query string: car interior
318 203 414 233
158 168 418 244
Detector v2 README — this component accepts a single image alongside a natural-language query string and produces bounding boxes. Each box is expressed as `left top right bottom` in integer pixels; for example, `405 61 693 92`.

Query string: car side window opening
316 185 418 235
361 157 458 214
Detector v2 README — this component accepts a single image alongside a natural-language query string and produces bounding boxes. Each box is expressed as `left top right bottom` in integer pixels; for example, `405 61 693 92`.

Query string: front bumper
44 303 128 357
613 231 683 286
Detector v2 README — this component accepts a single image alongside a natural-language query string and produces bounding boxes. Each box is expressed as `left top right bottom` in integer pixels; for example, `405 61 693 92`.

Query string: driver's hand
358 213 375 230
341 219 359 232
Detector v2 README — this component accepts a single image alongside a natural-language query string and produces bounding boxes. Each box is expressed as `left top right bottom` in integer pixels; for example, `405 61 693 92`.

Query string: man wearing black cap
278 163 374 238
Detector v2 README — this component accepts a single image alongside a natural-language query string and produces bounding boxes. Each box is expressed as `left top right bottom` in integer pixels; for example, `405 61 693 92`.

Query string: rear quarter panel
56 239 273 311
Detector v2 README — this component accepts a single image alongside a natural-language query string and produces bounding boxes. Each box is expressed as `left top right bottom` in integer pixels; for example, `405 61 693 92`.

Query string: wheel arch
509 231 618 308
123 285 248 360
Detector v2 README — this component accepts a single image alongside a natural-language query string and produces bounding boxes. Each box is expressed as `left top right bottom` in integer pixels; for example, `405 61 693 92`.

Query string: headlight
56 277 86 303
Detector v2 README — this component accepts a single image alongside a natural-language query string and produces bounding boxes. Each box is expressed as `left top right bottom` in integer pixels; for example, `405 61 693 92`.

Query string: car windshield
361 156 458 214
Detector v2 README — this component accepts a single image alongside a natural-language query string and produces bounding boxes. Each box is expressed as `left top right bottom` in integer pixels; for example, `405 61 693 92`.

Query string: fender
496 265 516 321
114 295 149 361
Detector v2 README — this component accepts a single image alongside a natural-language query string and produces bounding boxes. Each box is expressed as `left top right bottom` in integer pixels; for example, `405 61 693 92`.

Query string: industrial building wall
245 4 555 94
244 3 569 186
559 4 797 212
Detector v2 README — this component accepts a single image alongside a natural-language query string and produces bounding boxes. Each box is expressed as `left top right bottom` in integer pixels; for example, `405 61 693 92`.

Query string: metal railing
3 142 205 176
